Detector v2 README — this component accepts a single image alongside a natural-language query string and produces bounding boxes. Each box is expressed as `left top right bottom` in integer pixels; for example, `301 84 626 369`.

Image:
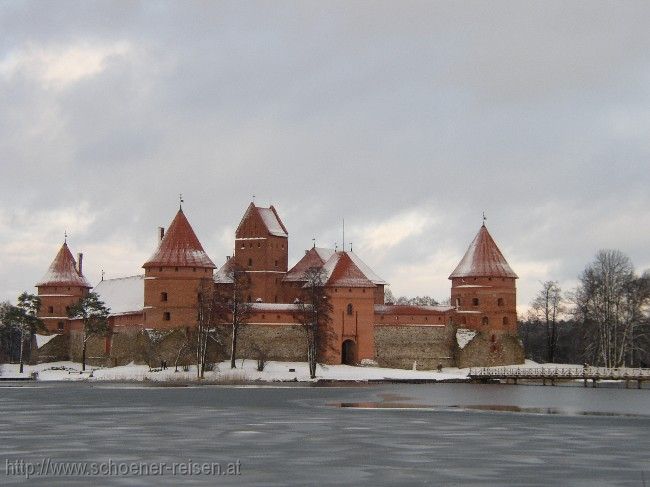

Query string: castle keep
34 203 524 369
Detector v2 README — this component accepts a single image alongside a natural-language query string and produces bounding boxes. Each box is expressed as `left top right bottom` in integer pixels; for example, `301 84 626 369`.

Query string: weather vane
312 237 316 248
64 230 67 243
179 193 184 210
482 211 487 226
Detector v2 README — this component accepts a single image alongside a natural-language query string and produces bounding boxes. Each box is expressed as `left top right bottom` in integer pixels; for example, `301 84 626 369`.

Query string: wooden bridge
468 366 650 388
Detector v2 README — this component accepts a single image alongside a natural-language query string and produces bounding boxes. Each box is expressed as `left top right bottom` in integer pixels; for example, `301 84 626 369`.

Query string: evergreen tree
68 292 110 371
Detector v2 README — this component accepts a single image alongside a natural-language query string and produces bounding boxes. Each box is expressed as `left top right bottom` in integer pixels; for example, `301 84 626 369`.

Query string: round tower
36 241 91 333
142 208 216 330
449 224 518 334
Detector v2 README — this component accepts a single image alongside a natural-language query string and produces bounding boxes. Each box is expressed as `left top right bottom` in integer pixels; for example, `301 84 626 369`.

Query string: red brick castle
34 203 524 368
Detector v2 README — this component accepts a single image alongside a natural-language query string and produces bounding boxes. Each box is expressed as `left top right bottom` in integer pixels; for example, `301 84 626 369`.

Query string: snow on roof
257 207 288 237
347 251 386 285
36 242 91 288
143 209 215 269
214 257 235 284
236 203 288 239
449 225 518 279
283 247 334 282
374 304 454 315
323 252 375 288
456 328 477 349
284 248 385 287
93 275 144 315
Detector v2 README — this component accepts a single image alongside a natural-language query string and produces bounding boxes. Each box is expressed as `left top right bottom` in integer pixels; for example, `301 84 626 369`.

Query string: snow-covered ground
0 360 476 382
0 359 589 383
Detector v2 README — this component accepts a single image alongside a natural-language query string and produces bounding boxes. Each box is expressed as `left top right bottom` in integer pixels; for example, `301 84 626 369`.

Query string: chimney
77 253 83 275
158 227 165 242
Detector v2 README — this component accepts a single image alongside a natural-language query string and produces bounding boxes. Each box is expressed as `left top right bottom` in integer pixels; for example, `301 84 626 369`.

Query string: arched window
472 298 479 306
482 316 489 326
248 258 253 267
497 298 504 307
161 292 168 302
503 316 509 326
455 298 461 308
346 303 353 316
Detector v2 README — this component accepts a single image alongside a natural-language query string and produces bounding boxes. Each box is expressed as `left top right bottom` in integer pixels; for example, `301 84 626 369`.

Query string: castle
34 203 524 368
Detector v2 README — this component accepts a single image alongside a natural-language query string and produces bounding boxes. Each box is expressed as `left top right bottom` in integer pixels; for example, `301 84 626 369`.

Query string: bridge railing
469 366 650 379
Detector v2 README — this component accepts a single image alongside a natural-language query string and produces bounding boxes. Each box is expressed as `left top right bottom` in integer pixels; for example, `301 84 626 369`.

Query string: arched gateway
341 340 356 365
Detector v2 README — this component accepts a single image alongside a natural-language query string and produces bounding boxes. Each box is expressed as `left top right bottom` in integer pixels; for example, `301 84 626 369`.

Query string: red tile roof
143 210 215 269
325 252 376 288
283 247 333 282
236 203 288 238
36 242 91 288
449 225 518 279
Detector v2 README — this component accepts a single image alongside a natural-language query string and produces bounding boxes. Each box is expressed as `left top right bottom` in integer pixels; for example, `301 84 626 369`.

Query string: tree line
521 249 650 367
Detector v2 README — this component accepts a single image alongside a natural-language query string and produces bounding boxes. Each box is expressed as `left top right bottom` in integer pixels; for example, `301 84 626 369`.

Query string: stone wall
236 324 306 362
457 332 525 368
30 334 70 363
374 324 457 370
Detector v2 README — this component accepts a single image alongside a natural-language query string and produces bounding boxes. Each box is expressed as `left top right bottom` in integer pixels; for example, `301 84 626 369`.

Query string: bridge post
638 380 642 390
592 378 597 388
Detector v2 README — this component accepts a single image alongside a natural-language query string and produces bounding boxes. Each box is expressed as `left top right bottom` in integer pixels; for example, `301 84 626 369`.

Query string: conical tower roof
36 242 91 288
449 225 518 279
324 252 376 288
143 209 216 269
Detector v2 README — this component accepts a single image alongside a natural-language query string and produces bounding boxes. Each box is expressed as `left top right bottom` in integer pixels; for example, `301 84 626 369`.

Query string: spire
36 242 91 288
143 209 215 269
449 225 518 279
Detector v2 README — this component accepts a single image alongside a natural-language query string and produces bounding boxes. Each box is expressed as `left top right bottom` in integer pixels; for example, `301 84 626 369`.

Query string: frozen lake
1 382 649 486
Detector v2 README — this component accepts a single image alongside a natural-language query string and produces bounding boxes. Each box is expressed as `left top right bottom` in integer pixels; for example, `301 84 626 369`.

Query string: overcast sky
1 1 649 314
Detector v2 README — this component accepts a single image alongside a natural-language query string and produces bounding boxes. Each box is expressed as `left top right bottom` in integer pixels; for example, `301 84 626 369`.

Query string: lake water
0 382 649 486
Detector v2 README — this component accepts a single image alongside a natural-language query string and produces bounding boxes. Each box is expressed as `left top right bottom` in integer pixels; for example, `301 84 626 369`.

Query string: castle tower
232 203 288 303
449 224 518 333
36 242 91 333
142 208 216 330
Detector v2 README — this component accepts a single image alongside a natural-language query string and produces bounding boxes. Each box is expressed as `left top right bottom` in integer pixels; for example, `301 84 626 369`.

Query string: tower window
57 321 64 332
163 312 171 321
48 306 54 314
455 298 461 308
161 292 168 302
346 303 353 316
257 242 261 247
497 298 504 306
275 260 278 267
503 316 509 325
174 267 178 272
472 298 479 306
248 258 253 266
159 267 163 272
482 316 489 326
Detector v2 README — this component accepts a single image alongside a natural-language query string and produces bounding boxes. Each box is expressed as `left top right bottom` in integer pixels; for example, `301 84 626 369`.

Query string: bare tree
574 250 650 367
196 279 228 378
68 292 110 371
223 265 253 369
294 266 334 379
528 281 565 363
